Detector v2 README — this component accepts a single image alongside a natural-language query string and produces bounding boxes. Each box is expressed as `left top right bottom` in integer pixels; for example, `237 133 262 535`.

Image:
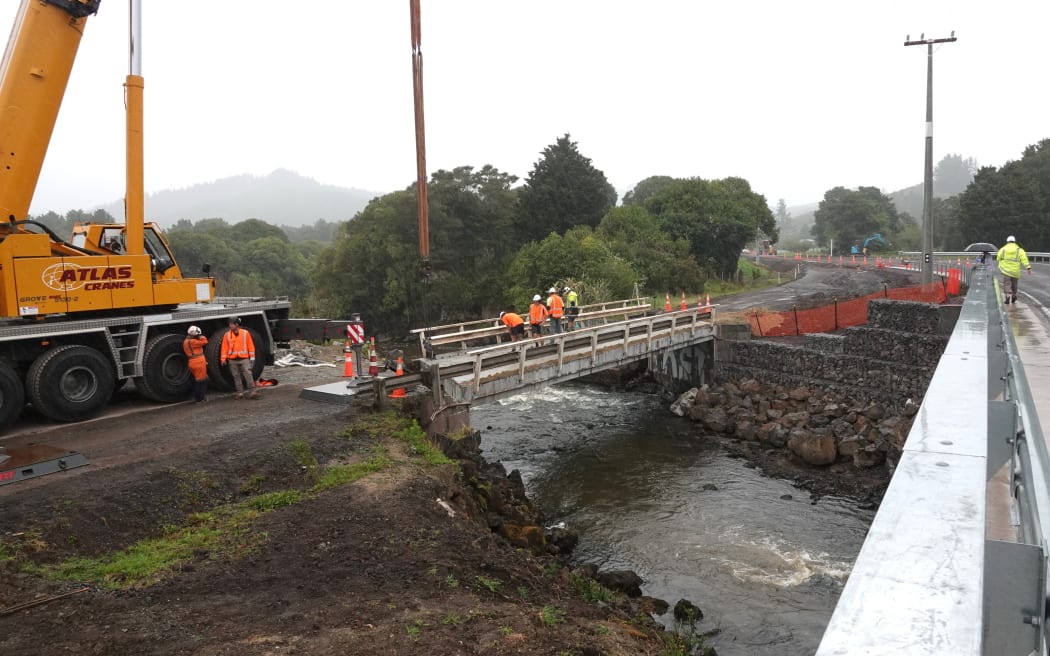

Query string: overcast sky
4 0 1048 217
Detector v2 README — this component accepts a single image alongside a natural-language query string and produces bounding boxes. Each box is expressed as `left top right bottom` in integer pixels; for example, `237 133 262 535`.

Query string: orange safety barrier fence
749 281 948 337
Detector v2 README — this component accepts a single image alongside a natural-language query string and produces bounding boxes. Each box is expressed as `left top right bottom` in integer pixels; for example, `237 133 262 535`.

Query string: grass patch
244 489 306 511
476 575 502 593
396 420 453 465
313 448 390 492
28 443 392 589
570 573 616 603
540 605 565 627
288 439 320 482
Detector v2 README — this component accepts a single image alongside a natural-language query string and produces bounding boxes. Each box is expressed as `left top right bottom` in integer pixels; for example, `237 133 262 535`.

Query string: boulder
549 527 579 555
830 419 853 439
499 523 546 552
736 420 757 441
780 411 810 428
673 598 704 623
702 407 729 433
756 422 778 443
597 570 644 597
788 429 837 466
766 408 783 420
670 388 699 417
862 403 886 420
740 378 762 393
822 403 845 417
837 435 866 458
903 398 921 417
788 386 811 401
854 445 886 468
641 596 670 616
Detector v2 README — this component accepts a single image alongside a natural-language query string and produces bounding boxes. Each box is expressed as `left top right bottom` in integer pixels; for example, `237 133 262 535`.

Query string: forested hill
97 169 378 227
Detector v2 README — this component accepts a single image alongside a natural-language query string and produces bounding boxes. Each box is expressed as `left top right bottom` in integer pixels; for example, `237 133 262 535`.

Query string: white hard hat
532 294 541 301
499 311 506 319
187 325 201 336
1007 235 1016 242
548 287 557 293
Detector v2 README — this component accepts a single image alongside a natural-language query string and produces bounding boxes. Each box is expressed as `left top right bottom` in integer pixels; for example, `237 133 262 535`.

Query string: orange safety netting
748 281 948 337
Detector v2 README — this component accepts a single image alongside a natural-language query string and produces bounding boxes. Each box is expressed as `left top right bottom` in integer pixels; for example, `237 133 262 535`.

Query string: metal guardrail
410 297 653 354
816 268 1049 655
899 250 1050 265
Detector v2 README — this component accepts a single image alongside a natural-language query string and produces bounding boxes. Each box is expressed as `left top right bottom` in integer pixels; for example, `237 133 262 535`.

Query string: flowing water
472 383 875 656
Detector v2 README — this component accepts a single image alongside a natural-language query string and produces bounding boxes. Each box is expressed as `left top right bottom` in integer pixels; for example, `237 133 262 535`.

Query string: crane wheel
26 345 115 422
135 333 193 403
204 326 267 392
0 360 25 429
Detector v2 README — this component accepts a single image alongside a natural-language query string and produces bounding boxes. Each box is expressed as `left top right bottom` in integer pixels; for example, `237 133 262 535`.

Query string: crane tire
135 333 193 403
26 345 114 422
205 327 267 392
0 360 25 429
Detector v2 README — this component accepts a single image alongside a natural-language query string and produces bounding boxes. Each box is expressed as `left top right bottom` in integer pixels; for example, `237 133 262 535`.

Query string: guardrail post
472 354 482 394
518 345 527 382
556 337 565 375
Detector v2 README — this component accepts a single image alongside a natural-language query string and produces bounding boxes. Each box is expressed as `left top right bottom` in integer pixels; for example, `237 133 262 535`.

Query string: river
472 382 875 656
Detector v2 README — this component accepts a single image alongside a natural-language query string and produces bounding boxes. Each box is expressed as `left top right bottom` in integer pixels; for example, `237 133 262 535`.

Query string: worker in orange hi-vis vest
546 287 565 334
499 310 526 342
183 325 209 403
528 294 549 339
220 317 259 399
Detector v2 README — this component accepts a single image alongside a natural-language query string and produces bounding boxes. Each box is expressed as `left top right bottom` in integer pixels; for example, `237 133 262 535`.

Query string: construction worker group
501 286 578 341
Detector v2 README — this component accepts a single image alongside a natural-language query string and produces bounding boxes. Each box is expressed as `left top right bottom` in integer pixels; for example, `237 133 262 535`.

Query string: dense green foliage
644 177 778 277
811 186 910 252
957 139 1050 250
516 134 617 243
165 218 312 299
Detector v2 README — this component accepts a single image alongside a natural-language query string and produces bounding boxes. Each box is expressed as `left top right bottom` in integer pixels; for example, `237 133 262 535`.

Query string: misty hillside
98 169 379 227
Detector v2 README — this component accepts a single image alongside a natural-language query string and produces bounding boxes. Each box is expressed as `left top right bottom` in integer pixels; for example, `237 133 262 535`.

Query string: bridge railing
424 307 713 402
409 297 654 355
816 267 1049 656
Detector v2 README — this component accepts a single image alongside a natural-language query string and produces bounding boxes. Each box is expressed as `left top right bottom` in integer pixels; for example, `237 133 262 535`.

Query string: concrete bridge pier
648 341 714 395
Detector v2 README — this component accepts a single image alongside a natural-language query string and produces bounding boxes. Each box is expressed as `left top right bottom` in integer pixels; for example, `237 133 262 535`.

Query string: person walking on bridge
221 317 260 399
546 287 565 334
997 235 1032 305
499 310 526 342
183 325 209 403
528 294 548 339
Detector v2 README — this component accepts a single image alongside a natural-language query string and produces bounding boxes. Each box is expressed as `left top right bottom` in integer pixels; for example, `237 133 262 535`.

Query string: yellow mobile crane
0 1 324 438
0 0 213 317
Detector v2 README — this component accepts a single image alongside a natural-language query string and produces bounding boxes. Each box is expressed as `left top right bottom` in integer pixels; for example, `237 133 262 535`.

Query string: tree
811 186 903 252
311 165 522 334
622 176 675 206
597 205 705 295
934 154 978 196
644 177 777 277
957 139 1050 250
516 134 617 243
774 199 791 231
505 227 637 308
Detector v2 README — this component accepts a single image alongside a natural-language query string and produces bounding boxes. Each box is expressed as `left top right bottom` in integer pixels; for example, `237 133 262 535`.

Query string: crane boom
0 0 100 223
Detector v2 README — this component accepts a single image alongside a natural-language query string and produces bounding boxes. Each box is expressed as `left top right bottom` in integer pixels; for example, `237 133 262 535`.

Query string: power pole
904 32 956 284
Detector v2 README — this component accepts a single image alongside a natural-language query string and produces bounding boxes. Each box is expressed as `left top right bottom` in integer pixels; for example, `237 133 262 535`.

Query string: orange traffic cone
665 293 672 312
705 294 712 311
679 292 687 311
696 294 703 312
863 256 868 266
342 341 354 378
367 337 378 377
389 356 406 398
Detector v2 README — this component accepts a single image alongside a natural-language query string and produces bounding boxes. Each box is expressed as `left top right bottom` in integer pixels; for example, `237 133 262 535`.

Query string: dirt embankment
0 369 690 655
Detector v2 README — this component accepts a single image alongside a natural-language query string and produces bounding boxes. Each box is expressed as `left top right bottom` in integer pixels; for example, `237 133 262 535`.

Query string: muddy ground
0 263 924 655
0 365 687 655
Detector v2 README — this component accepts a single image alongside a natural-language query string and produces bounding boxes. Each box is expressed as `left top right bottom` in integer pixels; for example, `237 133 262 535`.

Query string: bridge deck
424 308 715 405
